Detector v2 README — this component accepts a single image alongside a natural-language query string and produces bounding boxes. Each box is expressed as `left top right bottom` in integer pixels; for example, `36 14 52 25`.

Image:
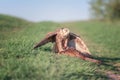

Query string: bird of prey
33 28 101 64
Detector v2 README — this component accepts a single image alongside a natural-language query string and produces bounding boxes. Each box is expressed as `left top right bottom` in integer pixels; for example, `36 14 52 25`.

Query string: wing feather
68 33 91 55
33 32 57 49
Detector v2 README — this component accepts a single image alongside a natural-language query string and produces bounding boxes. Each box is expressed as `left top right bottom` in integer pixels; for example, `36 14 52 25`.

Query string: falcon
33 28 101 64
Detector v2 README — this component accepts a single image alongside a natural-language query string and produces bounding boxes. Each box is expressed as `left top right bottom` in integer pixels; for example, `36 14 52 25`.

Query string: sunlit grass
0 15 120 80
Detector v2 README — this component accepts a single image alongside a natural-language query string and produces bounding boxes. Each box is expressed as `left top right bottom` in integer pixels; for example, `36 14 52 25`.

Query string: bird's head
62 28 70 36
56 27 70 38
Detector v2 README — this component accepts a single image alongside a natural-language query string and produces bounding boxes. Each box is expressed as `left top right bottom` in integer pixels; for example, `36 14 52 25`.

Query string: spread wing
68 32 91 55
33 32 57 49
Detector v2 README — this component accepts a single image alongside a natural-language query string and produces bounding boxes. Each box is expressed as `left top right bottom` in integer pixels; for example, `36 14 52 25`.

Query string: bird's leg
52 38 68 53
63 38 69 49
55 34 64 53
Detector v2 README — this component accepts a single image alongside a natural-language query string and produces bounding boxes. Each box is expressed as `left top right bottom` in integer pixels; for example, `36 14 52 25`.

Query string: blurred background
0 0 120 22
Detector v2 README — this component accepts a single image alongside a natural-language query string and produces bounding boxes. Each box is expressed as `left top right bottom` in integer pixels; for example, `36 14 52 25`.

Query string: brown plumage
34 28 90 54
33 28 101 64
60 48 101 64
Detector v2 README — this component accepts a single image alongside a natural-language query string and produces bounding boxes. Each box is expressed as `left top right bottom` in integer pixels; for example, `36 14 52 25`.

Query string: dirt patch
106 71 120 80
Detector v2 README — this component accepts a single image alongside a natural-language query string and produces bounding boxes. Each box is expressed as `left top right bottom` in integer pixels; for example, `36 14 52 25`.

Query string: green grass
0 14 120 80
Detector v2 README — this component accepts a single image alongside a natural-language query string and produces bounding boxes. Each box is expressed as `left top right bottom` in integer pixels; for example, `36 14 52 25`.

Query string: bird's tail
60 48 101 64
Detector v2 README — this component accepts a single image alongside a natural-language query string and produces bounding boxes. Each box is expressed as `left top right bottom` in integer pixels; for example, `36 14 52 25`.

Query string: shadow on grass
97 57 120 63
63 71 108 80
33 47 52 52
94 56 120 72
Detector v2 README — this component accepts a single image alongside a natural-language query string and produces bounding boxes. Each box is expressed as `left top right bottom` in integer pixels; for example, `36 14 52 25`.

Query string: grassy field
0 14 120 80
